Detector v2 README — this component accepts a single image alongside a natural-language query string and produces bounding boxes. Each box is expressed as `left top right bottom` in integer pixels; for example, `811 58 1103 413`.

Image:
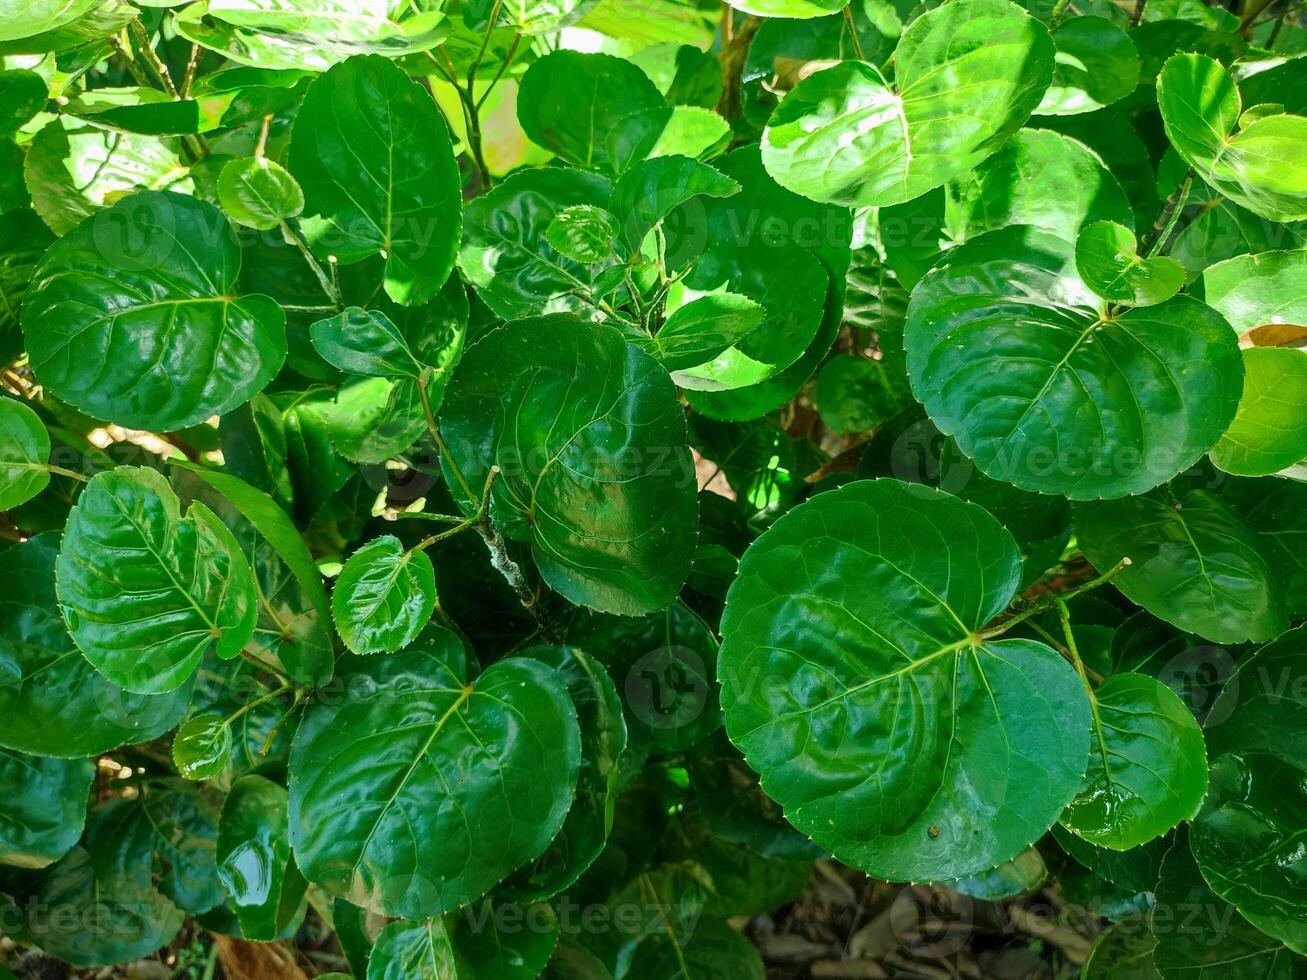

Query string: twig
1141 171 1193 257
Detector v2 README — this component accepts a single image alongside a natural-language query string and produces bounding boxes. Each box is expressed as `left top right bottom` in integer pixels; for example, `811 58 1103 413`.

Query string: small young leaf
608 154 739 257
0 397 50 509
1075 220 1185 307
56 467 259 694
644 291 764 373
217 157 304 231
172 714 232 782
332 535 437 655
545 204 619 263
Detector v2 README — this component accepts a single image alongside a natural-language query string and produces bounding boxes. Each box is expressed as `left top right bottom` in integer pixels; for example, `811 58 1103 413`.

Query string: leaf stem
1130 0 1148 26
1141 171 1193 258
281 219 343 308
984 558 1131 637
223 684 292 727
417 370 475 502
843 5 866 61
1048 0 1073 28
259 689 304 755
412 466 499 551
12 461 91 483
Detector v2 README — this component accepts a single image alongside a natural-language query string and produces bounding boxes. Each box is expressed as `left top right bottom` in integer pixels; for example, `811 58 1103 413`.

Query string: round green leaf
545 205 619 264
1203 626 1307 763
22 191 287 430
18 846 184 967
1035 16 1139 115
627 918 764 980
289 54 461 306
1190 752 1307 954
22 117 191 236
947 846 1047 900
0 532 194 758
173 714 232 782
328 375 426 465
718 478 1092 881
311 307 424 380
0 397 49 509
55 467 259 694
440 314 698 615
724 0 845 17
1059 673 1207 850
607 154 739 258
904 226 1243 498
1075 487 1288 643
218 157 304 231
458 168 617 320
1075 220 1185 307
218 775 307 942
1203 250 1307 338
503 646 627 902
760 0 1054 207
815 353 910 434
368 918 454 979
332 535 437 655
517 51 670 175
1158 54 1307 223
0 749 93 869
0 0 100 42
289 631 581 918
1210 347 1307 476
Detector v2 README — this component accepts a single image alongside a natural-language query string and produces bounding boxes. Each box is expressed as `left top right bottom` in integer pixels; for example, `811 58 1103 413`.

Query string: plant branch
984 558 1132 638
1141 171 1193 257
843 5 866 60
281 219 343 307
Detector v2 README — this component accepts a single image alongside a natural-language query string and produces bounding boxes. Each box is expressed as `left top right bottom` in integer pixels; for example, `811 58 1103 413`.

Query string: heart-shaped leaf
760 0 1054 207
289 54 461 305
218 775 307 942
218 157 304 231
1035 17 1139 116
440 314 697 615
332 535 437 655
904 226 1243 498
1158 54 1307 222
1075 487 1288 643
56 467 258 694
1059 673 1207 850
1075 220 1185 307
289 630 580 917
1209 347 1307 476
718 478 1091 881
21 191 287 431
517 51 670 175
608 155 739 257
0 397 49 509
0 533 194 758
0 750 93 869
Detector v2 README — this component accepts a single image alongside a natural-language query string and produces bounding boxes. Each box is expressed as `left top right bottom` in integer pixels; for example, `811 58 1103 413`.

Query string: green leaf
1203 625 1307 762
55 466 259 694
626 918 764 980
218 157 304 231
1190 753 1307 954
440 314 698 615
289 54 461 305
546 204 620 263
368 918 454 979
332 535 437 655
218 775 308 942
1059 674 1207 850
760 0 1054 207
1203 249 1307 338
607 154 739 257
517 50 670 175
1081 919 1159 979
18 846 184 967
311 308 424 379
328 375 426 465
904 226 1243 498
1209 347 1307 476
22 118 191 235
1157 54 1307 223
0 69 45 134
171 462 335 686
289 631 581 918
1035 16 1139 115
447 901 560 978
1075 220 1185 307
0 749 93 868
946 846 1047 900
1075 488 1288 643
0 532 194 757
22 191 287 430
458 168 617 320
0 0 102 43
0 397 49 509
176 0 449 71
503 646 627 902
723 0 844 16
641 290 764 373
61 87 211 136
0 209 54 364
815 353 911 435
173 714 232 782
719 478 1092 881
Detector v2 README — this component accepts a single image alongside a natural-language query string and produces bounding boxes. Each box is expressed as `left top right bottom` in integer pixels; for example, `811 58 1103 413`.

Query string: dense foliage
0 0 1305 976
